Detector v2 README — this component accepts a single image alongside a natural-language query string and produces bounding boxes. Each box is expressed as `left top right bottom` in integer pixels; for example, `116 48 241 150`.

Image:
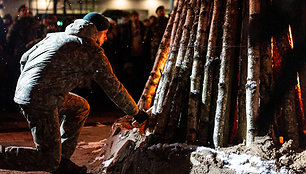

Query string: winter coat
14 19 138 116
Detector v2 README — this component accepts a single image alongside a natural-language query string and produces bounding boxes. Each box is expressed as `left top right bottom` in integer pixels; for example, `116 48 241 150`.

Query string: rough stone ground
90 116 306 174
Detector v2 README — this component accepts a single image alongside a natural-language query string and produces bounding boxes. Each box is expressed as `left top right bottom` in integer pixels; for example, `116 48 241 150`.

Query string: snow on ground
191 146 291 174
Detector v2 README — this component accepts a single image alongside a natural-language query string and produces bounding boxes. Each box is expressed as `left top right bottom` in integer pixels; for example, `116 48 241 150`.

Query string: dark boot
50 157 87 174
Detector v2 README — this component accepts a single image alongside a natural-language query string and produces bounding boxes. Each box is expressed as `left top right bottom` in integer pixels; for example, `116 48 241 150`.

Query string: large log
152 1 188 134
213 0 240 148
137 0 180 111
258 1 274 142
165 0 200 142
275 29 299 148
237 0 249 143
245 0 261 146
198 0 221 145
154 0 197 136
152 1 187 115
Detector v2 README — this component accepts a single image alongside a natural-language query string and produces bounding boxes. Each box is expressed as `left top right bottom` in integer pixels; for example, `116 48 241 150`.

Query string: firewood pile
93 0 306 173
138 0 304 148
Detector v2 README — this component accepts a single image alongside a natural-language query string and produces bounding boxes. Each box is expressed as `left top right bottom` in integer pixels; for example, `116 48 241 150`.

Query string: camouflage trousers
0 92 90 172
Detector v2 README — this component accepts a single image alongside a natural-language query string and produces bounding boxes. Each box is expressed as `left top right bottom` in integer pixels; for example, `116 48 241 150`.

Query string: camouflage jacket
14 19 139 116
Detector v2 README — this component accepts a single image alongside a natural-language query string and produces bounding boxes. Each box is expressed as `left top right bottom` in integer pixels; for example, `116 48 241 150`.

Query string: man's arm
93 47 139 116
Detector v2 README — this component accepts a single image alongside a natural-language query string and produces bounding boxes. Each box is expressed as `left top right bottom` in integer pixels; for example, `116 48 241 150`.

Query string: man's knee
79 97 90 118
61 93 90 119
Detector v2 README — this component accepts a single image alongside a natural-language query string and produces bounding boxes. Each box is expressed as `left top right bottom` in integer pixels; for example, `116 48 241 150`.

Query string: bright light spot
279 136 284 144
37 0 50 9
57 21 63 26
144 0 158 7
114 0 128 8
288 25 294 49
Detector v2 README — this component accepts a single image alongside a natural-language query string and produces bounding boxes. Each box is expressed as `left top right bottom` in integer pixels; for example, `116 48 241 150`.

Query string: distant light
114 0 127 8
57 21 63 26
145 0 158 7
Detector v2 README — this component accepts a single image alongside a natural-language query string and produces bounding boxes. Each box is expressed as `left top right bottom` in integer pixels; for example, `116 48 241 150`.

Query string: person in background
0 18 5 50
118 11 147 99
0 18 6 112
0 12 147 173
148 15 157 26
148 5 168 65
103 18 120 76
120 11 131 25
3 14 13 36
4 4 40 111
38 14 60 39
15 4 29 21
0 14 11 111
143 18 153 77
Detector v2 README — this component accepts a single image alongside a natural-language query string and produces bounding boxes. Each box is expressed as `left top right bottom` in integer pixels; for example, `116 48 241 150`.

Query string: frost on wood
188 0 213 144
246 0 261 146
152 0 188 116
213 0 240 148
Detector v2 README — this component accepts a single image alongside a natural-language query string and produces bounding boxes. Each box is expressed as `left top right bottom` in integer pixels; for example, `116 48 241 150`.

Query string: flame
143 43 170 110
271 37 274 63
296 72 305 120
296 73 306 135
288 25 294 49
279 136 284 144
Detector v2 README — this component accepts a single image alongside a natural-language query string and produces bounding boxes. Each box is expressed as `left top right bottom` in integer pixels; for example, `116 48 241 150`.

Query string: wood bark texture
170 0 186 45
237 0 249 143
283 86 299 148
137 0 179 111
152 1 187 115
155 0 197 136
213 0 240 148
165 0 200 142
246 0 260 146
153 1 188 134
199 0 221 145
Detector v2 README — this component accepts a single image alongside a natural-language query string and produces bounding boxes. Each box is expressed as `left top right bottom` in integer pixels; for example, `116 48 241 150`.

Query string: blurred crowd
0 4 169 112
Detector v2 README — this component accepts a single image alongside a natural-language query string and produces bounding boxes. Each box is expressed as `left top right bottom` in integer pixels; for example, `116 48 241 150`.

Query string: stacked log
141 0 305 147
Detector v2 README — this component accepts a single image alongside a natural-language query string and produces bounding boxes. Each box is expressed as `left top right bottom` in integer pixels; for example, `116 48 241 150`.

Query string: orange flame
288 25 294 49
296 72 305 120
279 136 284 144
296 73 306 135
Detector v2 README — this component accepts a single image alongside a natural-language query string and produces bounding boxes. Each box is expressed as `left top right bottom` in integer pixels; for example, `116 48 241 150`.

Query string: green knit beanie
83 12 110 31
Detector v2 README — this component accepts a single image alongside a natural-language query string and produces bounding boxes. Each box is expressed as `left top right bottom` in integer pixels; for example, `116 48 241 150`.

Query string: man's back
14 19 100 107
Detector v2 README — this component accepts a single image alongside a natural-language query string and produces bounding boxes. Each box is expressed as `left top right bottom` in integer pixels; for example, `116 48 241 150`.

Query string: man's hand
133 109 149 124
